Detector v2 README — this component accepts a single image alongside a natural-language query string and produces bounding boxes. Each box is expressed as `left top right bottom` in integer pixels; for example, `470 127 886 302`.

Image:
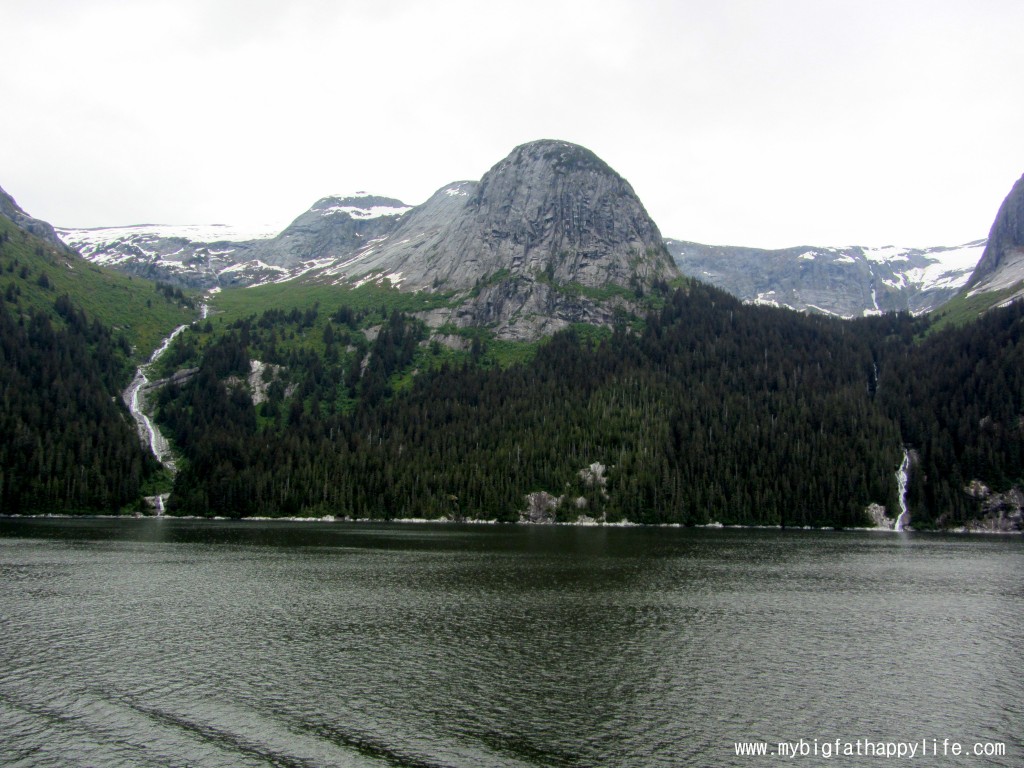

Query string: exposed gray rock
334 141 674 293
959 480 1024 532
865 502 898 530
57 223 277 289
56 195 410 289
251 194 409 269
669 239 984 318
300 140 678 339
44 154 1005 324
965 173 1024 296
521 491 560 524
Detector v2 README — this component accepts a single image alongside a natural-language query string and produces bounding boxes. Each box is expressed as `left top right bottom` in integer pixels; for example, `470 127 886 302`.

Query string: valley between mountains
2 140 1023 531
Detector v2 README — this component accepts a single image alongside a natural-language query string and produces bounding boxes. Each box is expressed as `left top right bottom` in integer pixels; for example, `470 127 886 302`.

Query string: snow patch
58 222 281 247
353 272 383 288
923 241 986 272
218 260 287 276
804 303 843 316
864 246 910 264
751 291 780 308
319 204 411 220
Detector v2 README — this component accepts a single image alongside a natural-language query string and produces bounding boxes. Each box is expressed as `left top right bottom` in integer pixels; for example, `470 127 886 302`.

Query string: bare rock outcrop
965 173 1024 295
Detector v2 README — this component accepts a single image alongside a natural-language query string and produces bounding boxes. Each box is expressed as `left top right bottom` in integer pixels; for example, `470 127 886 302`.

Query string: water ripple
0 520 1021 767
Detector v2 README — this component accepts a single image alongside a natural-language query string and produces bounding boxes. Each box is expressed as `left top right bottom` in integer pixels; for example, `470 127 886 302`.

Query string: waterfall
123 324 188 470
893 449 910 531
124 301 210 478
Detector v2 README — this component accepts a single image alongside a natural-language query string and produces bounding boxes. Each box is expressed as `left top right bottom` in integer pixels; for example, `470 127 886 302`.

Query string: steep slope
0 188 185 514
60 141 677 340
964 172 1024 297
319 141 673 291
293 140 678 339
668 239 984 317
1 198 195 358
253 194 410 269
0 184 74 253
927 172 1024 328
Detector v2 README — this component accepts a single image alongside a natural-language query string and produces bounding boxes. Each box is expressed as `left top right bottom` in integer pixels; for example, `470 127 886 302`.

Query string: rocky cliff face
957 480 1024 532
252 194 410 269
964 173 1024 297
302 140 677 338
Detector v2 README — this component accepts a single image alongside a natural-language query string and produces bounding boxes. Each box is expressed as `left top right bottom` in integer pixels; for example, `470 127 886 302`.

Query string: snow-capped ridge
668 238 986 317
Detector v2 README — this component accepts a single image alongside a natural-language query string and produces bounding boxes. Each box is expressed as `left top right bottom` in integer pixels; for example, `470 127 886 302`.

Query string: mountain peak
286 140 677 339
965 173 1024 294
49 141 679 339
309 195 411 220
498 139 617 176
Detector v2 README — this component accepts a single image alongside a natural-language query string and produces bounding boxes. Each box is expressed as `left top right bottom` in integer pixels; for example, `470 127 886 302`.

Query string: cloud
2 0 1022 247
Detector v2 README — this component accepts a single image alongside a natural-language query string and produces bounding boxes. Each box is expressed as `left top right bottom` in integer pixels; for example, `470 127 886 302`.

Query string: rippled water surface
0 519 1020 767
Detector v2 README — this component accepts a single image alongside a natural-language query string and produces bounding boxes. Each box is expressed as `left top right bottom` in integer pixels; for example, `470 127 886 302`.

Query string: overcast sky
2 0 1022 249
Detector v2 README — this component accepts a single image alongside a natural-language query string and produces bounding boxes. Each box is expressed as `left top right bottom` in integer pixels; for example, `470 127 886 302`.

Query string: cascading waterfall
124 324 188 469
123 302 209 514
893 449 910 531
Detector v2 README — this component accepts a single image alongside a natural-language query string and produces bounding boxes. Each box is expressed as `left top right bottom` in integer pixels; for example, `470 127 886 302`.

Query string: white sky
2 0 1022 249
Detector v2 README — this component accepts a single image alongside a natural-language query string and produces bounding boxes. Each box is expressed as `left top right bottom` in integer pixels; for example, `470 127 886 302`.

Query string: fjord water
0 520 1020 767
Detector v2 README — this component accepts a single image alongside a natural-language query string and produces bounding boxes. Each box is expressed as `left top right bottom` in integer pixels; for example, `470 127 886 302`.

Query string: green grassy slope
0 216 195 360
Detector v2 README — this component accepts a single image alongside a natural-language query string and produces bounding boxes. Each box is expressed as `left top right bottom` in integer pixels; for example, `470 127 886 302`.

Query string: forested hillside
0 217 193 513
879 300 1024 526
0 215 195 357
3 205 1022 526
154 281 923 526
0 299 159 513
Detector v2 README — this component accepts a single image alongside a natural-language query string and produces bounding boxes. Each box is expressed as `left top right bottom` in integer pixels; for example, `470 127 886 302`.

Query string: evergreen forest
1 215 1023 528
151 281 1024 528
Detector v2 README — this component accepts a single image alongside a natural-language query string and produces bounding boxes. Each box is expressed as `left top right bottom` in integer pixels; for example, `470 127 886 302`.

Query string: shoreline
1 513 1019 535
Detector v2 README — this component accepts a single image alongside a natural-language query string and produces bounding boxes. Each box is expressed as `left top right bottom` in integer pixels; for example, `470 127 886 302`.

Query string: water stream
894 448 911 531
123 303 208 495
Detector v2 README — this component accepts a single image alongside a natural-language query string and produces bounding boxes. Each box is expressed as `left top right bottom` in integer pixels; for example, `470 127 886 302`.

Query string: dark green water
0 519 1020 767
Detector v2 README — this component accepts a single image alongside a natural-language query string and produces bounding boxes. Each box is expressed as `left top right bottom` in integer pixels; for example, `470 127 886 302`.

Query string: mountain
0 184 75 253
668 239 984 317
963 172 1024 298
58 195 415 291
287 140 677 339
5 155 1024 528
57 222 281 289
0 189 195 356
61 140 677 341
255 194 411 269
0 187 194 514
59 186 984 322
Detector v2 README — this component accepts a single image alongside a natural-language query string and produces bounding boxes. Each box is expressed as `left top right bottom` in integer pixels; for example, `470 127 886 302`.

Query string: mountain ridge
2 151 1023 530
964 172 1024 297
41 148 1024 323
668 238 985 317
